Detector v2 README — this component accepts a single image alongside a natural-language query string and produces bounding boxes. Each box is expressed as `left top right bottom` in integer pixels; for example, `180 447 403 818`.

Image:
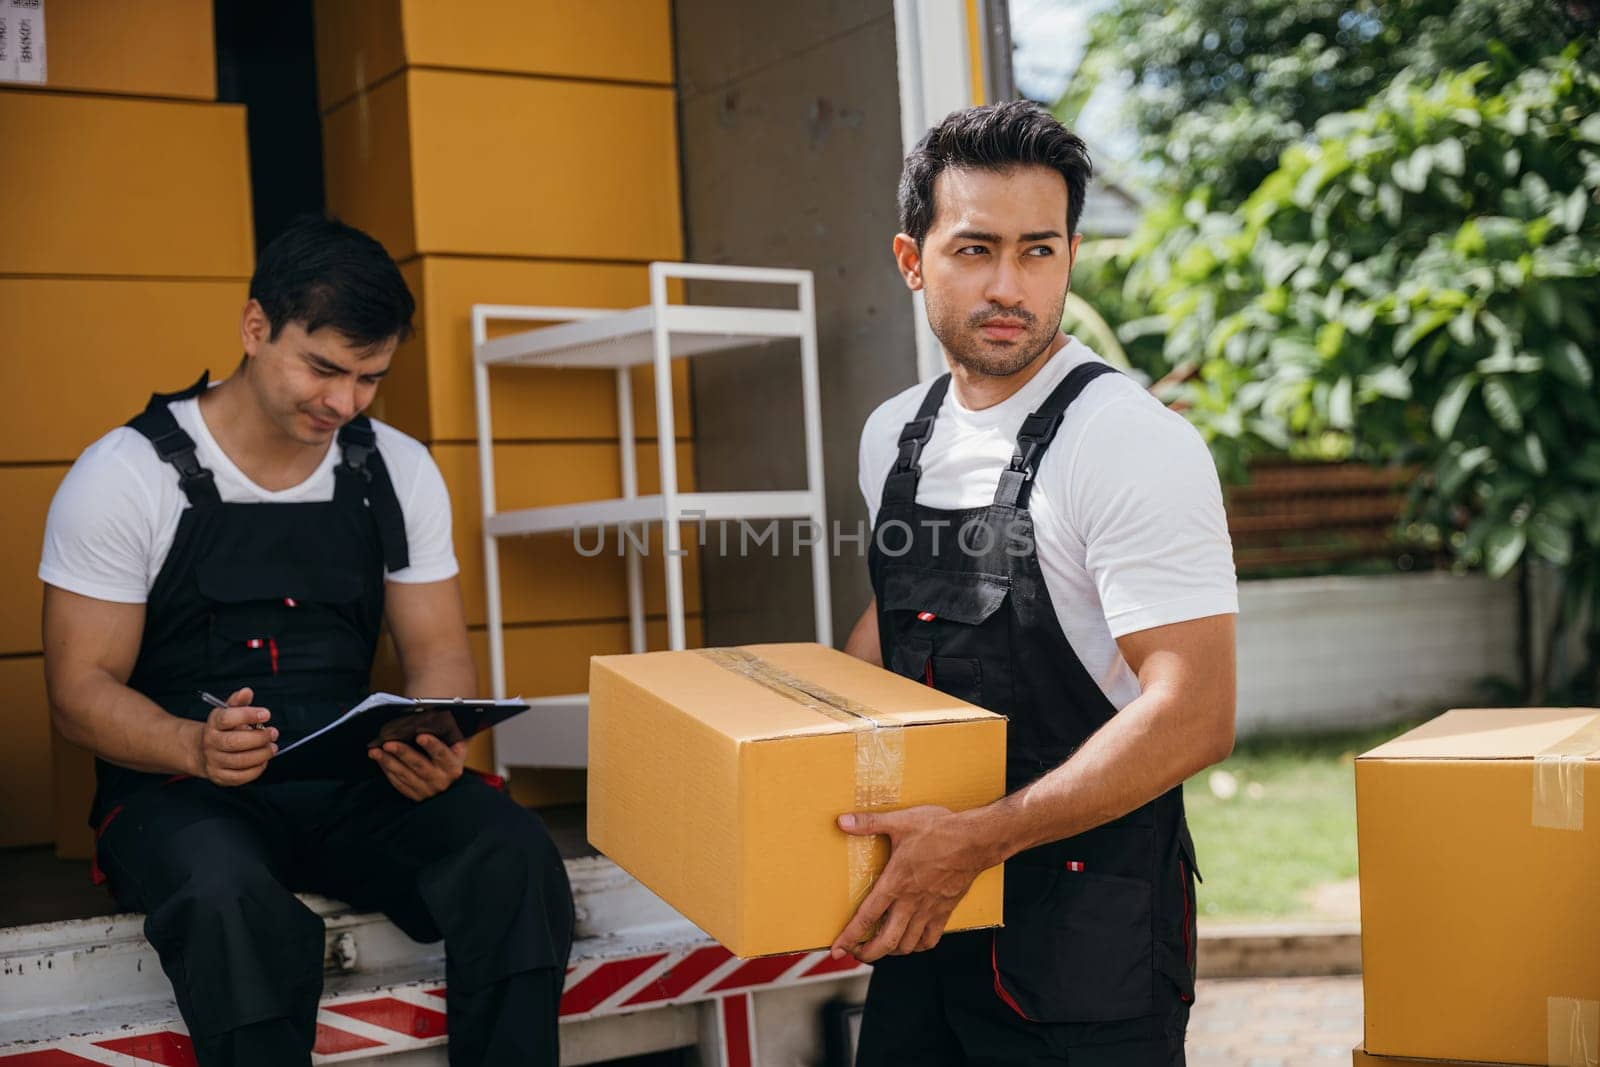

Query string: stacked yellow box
0 0 254 855
1354 708 1600 1067
313 1 695 794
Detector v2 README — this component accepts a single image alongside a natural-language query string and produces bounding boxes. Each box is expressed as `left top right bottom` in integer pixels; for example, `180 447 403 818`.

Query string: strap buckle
1017 412 1061 443
1007 412 1063 481
898 416 935 446
149 428 196 463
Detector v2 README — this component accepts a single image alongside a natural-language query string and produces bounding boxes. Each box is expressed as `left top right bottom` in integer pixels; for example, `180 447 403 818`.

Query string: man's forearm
50 671 200 777
956 686 1232 868
843 601 882 666
403 650 478 700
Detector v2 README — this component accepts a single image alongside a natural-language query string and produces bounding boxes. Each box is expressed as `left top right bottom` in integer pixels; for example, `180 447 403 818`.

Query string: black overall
855 364 1201 1066
93 375 574 1067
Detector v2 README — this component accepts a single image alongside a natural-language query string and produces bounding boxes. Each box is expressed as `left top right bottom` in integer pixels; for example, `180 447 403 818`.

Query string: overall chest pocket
880 566 1009 708
196 558 369 680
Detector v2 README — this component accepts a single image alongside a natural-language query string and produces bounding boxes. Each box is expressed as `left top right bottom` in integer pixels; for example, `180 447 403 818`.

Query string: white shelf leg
471 310 510 780
617 367 646 655
649 263 688 651
796 273 834 646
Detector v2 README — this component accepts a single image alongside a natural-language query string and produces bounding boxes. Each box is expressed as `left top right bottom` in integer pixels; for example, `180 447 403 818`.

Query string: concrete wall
674 1 918 647
1236 572 1521 737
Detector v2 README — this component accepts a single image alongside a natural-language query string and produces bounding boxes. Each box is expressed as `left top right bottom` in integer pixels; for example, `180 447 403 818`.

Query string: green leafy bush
1109 52 1600 693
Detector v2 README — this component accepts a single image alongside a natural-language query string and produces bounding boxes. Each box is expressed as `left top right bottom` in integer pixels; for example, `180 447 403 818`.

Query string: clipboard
260 693 530 783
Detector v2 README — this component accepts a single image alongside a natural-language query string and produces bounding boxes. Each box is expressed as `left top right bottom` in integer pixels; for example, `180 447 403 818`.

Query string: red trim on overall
88 804 126 886
467 769 506 792
990 934 1034 1021
924 658 934 686
268 638 280 675
89 775 190 886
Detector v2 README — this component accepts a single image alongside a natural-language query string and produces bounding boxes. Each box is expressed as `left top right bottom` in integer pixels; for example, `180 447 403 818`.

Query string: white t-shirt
858 338 1237 711
39 396 459 603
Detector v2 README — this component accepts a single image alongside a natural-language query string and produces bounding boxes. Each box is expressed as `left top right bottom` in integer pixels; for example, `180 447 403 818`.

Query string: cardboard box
0 278 244 463
0 465 67 656
313 0 673 112
321 69 681 264
2 0 215 99
51 724 95 859
588 643 1006 958
0 655 54 848
1352 1043 1514 1065
1356 708 1600 1065
0 92 253 277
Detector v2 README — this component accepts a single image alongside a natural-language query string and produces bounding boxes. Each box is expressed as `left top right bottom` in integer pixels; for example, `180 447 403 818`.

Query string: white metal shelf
472 262 833 776
477 305 806 369
484 490 821 538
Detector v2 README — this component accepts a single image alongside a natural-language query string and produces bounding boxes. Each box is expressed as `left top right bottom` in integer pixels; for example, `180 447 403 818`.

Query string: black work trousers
855 929 1188 1066
97 773 575 1067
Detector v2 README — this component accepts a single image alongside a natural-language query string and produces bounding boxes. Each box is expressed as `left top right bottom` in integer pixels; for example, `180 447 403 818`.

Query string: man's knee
148 864 323 967
421 792 575 975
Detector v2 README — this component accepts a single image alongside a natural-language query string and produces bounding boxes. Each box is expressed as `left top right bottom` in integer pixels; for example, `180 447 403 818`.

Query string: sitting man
39 216 574 1067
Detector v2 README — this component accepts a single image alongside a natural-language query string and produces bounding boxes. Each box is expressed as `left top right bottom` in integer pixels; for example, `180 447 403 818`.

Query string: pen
199 690 266 730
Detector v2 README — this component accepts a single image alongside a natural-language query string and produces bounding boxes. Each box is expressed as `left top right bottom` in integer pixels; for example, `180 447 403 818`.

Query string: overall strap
335 416 411 573
879 373 951 509
993 362 1122 510
125 372 220 507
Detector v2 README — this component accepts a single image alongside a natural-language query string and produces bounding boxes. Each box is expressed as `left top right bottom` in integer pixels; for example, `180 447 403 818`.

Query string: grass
1182 717 1432 920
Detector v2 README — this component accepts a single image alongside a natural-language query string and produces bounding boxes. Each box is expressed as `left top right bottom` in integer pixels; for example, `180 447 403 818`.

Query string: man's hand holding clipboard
259 694 530 786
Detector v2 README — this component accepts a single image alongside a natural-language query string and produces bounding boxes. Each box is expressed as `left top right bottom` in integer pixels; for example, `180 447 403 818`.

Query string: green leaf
1514 433 1548 476
1433 375 1476 439
1527 511 1573 566
1378 183 1402 226
1329 376 1354 430
1485 524 1526 579
1393 148 1432 193
1483 378 1524 432
1362 365 1413 400
1395 308 1453 357
1447 310 1476 346
1561 188 1588 233
1532 284 1562 328
1549 342 1595 389
1475 352 1543 374
1573 444 1600 485
1580 113 1600 143
1434 137 1465 177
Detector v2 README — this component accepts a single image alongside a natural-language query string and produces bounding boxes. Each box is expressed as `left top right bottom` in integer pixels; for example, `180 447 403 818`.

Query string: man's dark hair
898 101 1094 243
249 216 415 347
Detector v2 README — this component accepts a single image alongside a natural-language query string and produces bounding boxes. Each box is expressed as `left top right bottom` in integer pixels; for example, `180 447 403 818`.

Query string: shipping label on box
587 643 1006 959
1 0 45 84
1356 707 1600 1066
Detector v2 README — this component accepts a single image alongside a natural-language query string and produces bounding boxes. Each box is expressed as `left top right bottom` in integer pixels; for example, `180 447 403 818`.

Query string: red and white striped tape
0 947 869 1065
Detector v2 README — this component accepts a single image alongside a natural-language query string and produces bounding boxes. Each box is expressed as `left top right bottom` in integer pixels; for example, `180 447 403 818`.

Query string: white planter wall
1235 572 1520 737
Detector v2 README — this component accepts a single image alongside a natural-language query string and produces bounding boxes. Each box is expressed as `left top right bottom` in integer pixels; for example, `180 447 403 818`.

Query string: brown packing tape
695 648 904 905
1532 715 1600 832
1548 996 1600 1067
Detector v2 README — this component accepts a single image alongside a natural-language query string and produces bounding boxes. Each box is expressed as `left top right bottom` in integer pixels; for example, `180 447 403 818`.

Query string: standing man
40 217 574 1067
834 102 1238 1063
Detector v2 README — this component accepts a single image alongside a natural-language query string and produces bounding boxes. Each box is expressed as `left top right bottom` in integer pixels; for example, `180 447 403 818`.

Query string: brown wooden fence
1224 461 1427 574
